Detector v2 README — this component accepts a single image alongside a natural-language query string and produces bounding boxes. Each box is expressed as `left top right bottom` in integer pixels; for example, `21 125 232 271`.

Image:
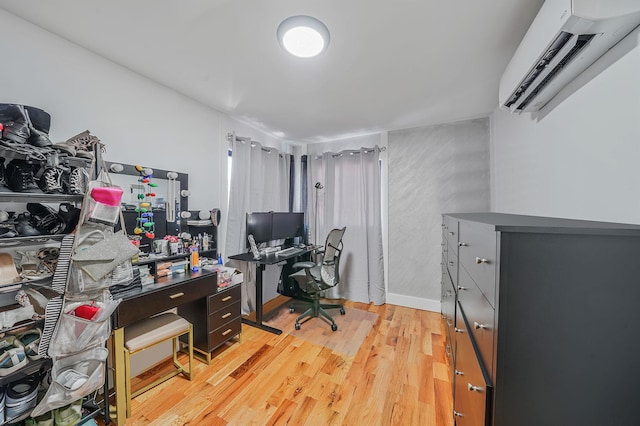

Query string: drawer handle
222 328 233 336
475 257 489 264
459 242 467 247
448 261 454 266
457 286 466 291
455 370 464 376
222 296 232 302
474 321 489 330
449 231 455 236
453 411 464 417
454 327 465 333
169 292 185 299
468 383 484 393
221 312 232 319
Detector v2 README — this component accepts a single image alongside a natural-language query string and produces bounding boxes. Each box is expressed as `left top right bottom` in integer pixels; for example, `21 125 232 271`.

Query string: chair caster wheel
331 324 338 331
340 308 346 315
295 323 301 330
289 307 295 313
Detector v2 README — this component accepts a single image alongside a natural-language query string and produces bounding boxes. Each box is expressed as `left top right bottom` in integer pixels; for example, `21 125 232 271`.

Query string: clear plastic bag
30 346 108 417
67 265 113 294
48 292 120 357
83 176 123 226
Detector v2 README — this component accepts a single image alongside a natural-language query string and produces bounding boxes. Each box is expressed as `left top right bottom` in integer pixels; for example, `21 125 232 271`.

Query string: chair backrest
320 227 346 287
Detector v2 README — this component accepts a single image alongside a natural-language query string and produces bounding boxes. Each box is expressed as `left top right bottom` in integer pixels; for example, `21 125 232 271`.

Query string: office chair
288 227 346 331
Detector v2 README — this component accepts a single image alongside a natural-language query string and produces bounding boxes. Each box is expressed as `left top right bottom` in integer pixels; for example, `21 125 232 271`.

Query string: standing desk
229 246 314 335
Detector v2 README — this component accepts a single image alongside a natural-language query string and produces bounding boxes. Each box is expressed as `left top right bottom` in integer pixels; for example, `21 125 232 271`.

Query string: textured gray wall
388 118 490 302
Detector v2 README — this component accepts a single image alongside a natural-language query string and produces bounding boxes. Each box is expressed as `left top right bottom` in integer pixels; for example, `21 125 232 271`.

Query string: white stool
123 312 193 417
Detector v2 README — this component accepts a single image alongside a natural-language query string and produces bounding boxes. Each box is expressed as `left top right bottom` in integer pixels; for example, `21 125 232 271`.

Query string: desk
110 271 218 426
229 246 314 335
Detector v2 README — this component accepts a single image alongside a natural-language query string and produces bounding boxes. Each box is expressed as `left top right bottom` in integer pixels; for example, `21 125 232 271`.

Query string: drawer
458 221 497 306
442 272 456 363
208 301 241 330
209 285 242 314
454 304 493 426
114 276 214 328
447 248 458 285
442 216 459 251
457 268 495 378
208 317 242 350
441 241 449 265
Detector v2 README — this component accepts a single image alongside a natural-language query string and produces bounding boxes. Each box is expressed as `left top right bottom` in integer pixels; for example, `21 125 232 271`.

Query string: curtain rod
311 145 386 159
227 132 289 156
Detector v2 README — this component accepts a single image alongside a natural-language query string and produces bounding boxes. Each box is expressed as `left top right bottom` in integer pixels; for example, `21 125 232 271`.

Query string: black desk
110 271 218 425
229 246 314 335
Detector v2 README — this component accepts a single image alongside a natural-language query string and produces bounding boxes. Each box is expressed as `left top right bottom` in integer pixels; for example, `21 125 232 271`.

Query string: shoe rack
0 164 100 424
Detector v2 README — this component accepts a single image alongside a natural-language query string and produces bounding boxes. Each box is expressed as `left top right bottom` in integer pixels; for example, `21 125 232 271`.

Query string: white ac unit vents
499 0 640 113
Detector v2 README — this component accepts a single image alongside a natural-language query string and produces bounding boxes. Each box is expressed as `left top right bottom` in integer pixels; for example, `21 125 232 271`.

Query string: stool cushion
124 313 190 352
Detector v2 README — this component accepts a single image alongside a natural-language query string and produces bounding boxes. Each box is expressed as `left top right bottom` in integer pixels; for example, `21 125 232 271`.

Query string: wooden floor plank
103 301 452 425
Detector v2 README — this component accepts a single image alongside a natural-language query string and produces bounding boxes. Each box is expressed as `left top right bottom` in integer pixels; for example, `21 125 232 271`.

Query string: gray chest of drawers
441 212 640 426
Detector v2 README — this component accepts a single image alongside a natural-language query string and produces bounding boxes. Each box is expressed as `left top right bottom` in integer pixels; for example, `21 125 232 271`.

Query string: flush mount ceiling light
277 15 330 58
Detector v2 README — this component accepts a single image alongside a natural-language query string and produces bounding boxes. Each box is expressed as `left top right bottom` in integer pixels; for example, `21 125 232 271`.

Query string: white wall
0 9 297 265
492 26 640 223
0 10 287 375
0 9 225 213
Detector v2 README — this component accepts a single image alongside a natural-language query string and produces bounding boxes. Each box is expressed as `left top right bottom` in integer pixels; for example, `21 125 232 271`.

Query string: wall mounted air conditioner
499 0 640 113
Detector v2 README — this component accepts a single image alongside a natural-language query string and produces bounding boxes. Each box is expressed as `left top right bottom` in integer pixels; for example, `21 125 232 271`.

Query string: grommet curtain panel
224 137 291 315
308 147 385 305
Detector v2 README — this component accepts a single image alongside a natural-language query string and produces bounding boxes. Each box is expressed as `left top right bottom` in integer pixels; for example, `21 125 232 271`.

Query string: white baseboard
386 293 440 312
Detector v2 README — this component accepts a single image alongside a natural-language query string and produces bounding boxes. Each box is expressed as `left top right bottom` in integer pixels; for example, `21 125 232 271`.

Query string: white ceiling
0 0 544 143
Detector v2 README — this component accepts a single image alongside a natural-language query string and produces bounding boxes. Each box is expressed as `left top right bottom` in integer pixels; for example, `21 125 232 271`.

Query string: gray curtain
224 136 291 314
308 146 385 305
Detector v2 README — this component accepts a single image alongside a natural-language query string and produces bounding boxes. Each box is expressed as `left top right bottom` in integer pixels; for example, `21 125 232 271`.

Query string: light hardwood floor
108 300 453 426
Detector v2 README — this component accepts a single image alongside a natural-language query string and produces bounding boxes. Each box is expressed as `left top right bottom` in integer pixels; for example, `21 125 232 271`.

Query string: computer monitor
271 212 305 245
246 212 273 246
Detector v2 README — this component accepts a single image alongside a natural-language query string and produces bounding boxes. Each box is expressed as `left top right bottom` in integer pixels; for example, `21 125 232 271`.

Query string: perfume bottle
190 245 199 272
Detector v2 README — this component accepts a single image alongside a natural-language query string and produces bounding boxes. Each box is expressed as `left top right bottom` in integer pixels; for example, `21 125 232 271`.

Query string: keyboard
276 246 304 257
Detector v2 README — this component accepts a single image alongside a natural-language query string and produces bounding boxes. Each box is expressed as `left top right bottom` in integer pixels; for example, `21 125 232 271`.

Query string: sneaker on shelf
26 203 64 235
4 373 38 419
57 203 81 234
55 130 99 159
0 226 17 238
0 336 28 377
23 105 52 148
53 399 83 426
0 104 30 144
62 167 88 195
37 167 64 194
16 328 42 361
15 213 41 237
5 160 38 192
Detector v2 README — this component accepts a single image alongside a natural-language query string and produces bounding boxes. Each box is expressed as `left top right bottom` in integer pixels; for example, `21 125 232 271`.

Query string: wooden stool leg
125 348 132 418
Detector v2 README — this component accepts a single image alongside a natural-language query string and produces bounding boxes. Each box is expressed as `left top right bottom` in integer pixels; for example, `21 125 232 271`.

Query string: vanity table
105 162 229 424
109 270 241 425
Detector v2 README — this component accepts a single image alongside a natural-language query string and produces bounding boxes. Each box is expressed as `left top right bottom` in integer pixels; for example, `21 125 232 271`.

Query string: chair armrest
292 261 315 269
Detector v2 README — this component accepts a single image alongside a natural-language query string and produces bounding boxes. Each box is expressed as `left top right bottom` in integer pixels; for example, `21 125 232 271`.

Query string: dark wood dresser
178 283 242 363
442 212 640 426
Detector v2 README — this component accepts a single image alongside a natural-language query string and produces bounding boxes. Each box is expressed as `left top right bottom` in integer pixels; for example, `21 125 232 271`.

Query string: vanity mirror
105 162 189 251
